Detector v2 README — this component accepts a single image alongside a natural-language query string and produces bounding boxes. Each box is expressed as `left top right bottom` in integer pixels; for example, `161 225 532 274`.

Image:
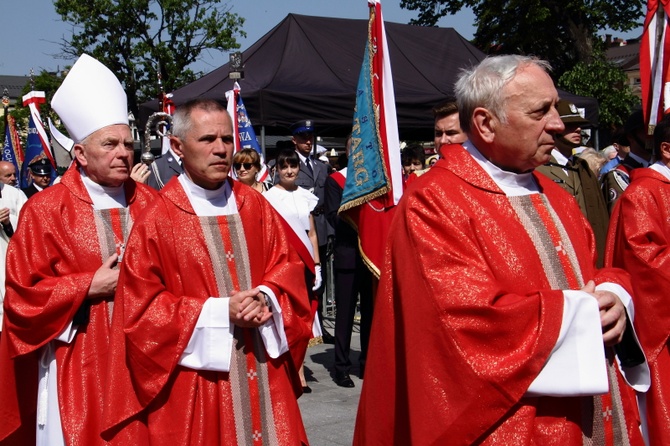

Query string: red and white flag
641 0 670 127
226 82 269 182
22 91 56 169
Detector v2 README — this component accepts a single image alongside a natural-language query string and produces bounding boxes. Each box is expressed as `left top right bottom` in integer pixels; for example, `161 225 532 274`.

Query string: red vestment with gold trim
102 178 312 445
0 164 157 445
354 146 644 445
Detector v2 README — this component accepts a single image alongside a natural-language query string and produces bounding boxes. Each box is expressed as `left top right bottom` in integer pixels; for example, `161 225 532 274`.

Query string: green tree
54 0 245 117
400 0 643 77
558 52 640 130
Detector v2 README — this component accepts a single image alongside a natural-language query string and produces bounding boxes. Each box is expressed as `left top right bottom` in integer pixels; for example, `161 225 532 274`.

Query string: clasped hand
229 287 272 328
581 280 626 346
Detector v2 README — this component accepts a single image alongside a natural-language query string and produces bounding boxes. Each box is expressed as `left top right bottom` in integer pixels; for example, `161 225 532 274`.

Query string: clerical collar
178 174 238 216
650 161 670 181
80 168 127 209
463 141 540 197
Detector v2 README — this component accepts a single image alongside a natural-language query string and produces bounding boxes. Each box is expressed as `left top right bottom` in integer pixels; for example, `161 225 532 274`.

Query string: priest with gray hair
0 54 156 445
355 55 649 445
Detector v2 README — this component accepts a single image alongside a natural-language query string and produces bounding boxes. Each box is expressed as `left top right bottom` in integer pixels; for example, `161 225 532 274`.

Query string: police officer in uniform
22 158 53 198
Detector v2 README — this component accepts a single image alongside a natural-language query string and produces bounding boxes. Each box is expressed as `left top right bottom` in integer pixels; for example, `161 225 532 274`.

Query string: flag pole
2 89 8 141
650 6 666 139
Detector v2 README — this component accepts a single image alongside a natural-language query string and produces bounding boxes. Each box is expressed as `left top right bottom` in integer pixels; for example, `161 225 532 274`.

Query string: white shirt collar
650 161 670 181
178 174 238 216
296 150 311 164
80 169 127 209
463 141 540 196
551 148 570 166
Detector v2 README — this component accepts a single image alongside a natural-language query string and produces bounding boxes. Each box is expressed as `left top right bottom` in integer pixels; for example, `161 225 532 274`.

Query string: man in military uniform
536 99 609 266
21 158 52 198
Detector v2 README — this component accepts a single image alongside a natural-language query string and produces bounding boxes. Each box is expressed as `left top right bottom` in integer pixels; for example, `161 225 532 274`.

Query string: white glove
312 264 322 291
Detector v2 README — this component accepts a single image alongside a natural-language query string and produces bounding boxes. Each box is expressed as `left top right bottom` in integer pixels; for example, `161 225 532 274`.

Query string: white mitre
51 54 128 143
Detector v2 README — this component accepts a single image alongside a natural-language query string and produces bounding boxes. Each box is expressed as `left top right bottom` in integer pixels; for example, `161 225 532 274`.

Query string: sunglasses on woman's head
234 162 253 171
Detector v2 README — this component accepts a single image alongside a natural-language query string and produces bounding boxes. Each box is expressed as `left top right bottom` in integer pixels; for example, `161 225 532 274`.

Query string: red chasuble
102 178 312 445
0 164 157 445
354 146 644 445
606 167 670 445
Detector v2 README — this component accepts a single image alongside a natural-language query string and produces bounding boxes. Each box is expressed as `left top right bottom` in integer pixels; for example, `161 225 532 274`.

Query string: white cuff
596 282 634 320
179 297 233 371
526 291 608 396
56 320 77 343
257 285 289 358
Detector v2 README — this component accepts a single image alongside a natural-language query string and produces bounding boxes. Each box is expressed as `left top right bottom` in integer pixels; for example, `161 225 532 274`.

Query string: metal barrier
323 236 337 320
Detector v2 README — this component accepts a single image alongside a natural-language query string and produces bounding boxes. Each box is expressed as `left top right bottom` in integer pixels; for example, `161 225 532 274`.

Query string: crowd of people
0 51 666 445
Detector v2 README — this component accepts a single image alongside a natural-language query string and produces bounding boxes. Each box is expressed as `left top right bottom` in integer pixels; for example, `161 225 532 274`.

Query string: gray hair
600 145 618 158
171 98 228 139
455 55 552 133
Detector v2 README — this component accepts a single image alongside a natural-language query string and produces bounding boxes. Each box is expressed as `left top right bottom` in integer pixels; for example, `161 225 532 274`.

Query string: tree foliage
558 51 640 130
400 0 643 77
53 0 245 117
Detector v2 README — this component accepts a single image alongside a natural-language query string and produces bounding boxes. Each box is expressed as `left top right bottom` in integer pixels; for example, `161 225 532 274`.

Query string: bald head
0 161 17 186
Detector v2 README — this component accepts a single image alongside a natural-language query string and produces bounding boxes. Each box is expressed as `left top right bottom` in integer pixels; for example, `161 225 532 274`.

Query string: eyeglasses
233 162 254 171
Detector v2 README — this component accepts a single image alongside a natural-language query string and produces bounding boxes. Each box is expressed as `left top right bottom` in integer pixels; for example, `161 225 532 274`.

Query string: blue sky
1 0 643 76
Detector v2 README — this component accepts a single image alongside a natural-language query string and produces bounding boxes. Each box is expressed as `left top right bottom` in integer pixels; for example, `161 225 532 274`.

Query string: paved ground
298 321 363 446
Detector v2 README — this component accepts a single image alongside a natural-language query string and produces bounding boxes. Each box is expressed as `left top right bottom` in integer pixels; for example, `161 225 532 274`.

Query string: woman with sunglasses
263 149 322 393
232 149 268 192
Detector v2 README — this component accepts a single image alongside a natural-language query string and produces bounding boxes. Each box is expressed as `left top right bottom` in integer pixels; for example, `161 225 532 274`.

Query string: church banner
337 0 402 277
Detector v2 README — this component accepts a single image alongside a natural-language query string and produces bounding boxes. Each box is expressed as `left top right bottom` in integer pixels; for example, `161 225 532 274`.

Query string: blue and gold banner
340 41 390 209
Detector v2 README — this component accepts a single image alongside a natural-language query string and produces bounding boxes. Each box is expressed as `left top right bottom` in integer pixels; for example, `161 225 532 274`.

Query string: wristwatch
260 291 272 312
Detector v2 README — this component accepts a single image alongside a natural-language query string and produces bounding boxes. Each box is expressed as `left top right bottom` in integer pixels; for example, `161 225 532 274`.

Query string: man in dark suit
22 159 53 198
602 110 652 213
617 109 652 171
290 120 335 343
325 138 373 387
146 145 182 190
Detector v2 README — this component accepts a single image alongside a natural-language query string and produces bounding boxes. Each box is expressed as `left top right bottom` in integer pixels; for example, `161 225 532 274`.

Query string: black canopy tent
140 13 598 141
